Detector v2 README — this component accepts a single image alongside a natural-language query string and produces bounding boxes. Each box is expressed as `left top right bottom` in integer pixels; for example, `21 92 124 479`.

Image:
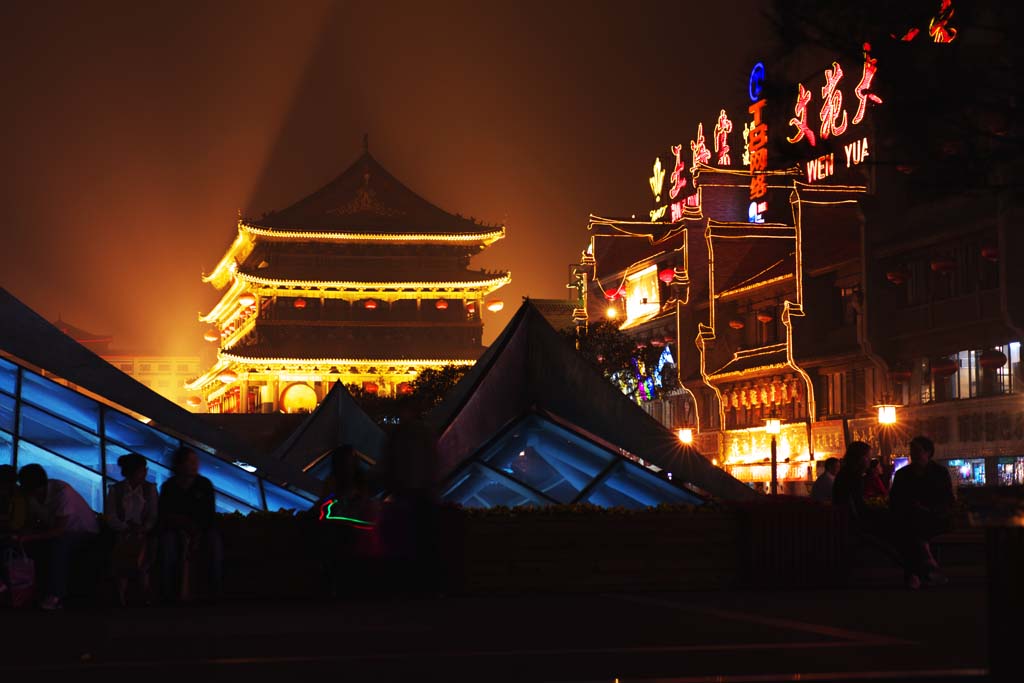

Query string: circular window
280 383 317 414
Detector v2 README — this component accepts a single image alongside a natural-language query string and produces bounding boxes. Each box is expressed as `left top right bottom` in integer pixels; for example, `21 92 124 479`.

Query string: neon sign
690 123 711 173
805 153 835 183
852 47 883 125
819 62 848 141
748 99 767 201
668 144 688 200
786 83 816 146
928 0 957 42
649 157 665 202
748 62 765 102
649 205 667 221
714 110 733 166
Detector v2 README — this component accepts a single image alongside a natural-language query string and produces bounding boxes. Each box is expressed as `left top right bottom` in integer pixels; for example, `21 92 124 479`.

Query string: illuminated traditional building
53 319 202 411
187 149 510 414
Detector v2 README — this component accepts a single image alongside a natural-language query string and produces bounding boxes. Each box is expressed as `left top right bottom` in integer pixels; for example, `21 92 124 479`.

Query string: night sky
0 0 770 358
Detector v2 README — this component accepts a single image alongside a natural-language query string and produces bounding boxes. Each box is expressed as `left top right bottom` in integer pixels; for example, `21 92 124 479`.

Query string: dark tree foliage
345 364 471 425
563 321 678 402
766 0 1021 198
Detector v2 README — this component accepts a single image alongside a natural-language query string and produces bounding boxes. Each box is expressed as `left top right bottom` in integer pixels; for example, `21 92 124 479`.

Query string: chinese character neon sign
690 123 711 174
852 46 883 125
819 61 848 141
714 110 733 166
668 144 688 200
786 83 816 147
747 63 768 223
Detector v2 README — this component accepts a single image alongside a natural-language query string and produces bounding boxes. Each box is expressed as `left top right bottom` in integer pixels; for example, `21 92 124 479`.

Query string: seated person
158 446 222 602
810 457 840 503
105 453 158 605
15 464 99 610
890 436 954 588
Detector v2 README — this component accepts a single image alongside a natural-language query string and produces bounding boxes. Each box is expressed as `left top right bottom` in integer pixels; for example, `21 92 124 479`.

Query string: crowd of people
0 446 222 610
811 435 956 589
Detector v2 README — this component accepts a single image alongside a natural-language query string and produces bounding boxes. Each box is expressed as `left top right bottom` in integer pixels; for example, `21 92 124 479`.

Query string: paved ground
0 582 988 682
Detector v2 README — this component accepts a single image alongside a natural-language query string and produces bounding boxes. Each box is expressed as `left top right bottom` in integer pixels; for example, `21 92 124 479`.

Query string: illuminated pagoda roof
247 151 499 235
707 344 790 380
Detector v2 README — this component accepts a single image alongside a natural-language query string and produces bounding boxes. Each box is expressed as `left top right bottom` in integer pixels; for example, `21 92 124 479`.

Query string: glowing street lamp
877 403 897 425
677 427 693 445
765 411 782 495
606 306 618 320
875 397 899 469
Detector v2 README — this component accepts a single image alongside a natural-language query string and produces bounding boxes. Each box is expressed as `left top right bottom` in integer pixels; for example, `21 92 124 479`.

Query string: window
105 442 174 489
0 357 17 394
945 458 986 487
263 481 316 512
195 450 262 508
139 364 151 373
478 415 614 503
104 409 179 467
584 462 702 509
0 429 13 467
622 265 661 327
20 372 100 432
0 393 14 433
997 457 1024 486
158 364 171 372
120 363 133 373
16 440 105 511
214 493 258 515
19 404 102 472
443 463 550 508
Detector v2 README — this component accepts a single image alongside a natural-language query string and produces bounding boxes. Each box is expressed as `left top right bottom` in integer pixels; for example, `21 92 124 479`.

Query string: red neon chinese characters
747 99 768 200
852 61 883 125
690 123 711 174
818 61 848 141
929 0 957 43
714 110 733 165
668 144 688 200
786 83 816 146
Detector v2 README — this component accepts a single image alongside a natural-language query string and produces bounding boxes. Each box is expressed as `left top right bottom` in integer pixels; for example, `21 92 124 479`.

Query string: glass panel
20 371 99 432
105 442 174 490
103 409 179 467
16 440 105 511
19 404 102 472
0 357 15 395
263 481 316 513
0 392 14 433
479 415 613 503
0 429 12 466
442 463 548 508
215 492 257 515
195 450 262 507
584 462 703 509
996 457 1024 486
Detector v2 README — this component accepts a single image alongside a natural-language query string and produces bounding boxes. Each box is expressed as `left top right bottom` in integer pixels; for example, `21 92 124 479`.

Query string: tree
564 321 678 403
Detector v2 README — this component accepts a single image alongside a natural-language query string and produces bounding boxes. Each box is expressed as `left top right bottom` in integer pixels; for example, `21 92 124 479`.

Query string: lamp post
765 412 782 495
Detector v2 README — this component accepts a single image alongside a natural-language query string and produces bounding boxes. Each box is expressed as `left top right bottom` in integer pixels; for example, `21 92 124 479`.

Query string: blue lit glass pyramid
430 301 756 508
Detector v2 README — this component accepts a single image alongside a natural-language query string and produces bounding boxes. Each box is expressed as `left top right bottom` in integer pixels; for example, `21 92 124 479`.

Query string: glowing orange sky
0 1 768 360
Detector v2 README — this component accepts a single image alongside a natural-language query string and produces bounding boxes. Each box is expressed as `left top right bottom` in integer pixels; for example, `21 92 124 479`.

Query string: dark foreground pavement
0 583 988 683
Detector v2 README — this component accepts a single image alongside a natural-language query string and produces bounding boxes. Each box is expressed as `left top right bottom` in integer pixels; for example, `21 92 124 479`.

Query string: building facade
581 46 1024 492
187 150 510 414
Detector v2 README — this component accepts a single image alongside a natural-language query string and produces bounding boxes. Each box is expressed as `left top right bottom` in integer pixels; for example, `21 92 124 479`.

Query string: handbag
3 544 35 608
111 533 147 576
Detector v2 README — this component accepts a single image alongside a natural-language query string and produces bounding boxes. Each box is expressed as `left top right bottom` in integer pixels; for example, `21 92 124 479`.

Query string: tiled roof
249 152 497 234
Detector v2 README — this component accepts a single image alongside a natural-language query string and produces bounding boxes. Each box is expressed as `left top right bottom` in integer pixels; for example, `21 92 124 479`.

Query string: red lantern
435 299 448 310
364 299 378 310
203 330 219 342
728 319 745 330
486 300 504 313
238 293 257 307
363 381 379 394
218 369 238 384
397 382 413 395
930 257 956 273
467 302 476 313
186 396 202 407
979 349 1008 369
293 298 307 309
886 269 909 285
981 245 998 262
756 312 774 324
604 288 619 300
930 358 958 377
663 335 676 344
659 268 675 284
651 338 665 348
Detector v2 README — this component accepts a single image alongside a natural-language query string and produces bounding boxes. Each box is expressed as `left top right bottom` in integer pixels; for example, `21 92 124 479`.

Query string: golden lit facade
188 151 509 413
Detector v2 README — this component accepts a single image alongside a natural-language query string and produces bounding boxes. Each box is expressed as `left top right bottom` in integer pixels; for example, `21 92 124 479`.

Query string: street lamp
677 427 693 445
765 411 782 495
875 398 899 469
